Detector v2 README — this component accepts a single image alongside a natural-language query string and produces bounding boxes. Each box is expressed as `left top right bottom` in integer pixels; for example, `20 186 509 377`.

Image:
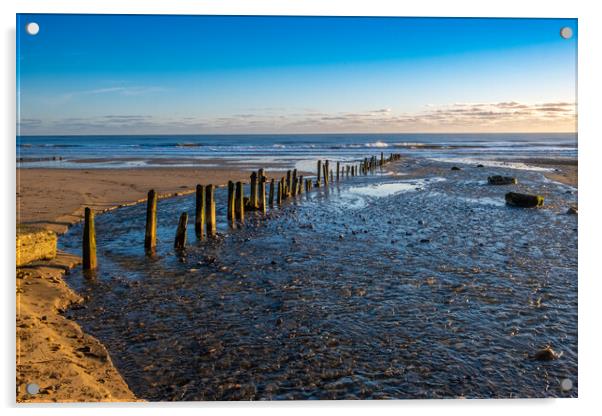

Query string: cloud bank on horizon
17 15 577 135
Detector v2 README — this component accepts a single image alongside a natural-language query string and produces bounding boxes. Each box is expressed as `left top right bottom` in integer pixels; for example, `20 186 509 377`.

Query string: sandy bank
16 167 266 234
16 252 139 402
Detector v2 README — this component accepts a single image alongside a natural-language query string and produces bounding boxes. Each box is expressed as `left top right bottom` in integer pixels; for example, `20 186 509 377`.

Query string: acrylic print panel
16 14 577 402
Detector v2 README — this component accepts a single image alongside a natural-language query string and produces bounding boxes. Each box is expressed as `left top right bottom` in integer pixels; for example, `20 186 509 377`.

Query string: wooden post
269 178 275 207
174 212 188 250
83 207 97 270
292 175 298 197
323 163 329 186
206 185 216 237
336 162 340 182
298 175 304 194
144 189 157 254
250 171 258 209
227 181 235 224
330 169 334 183
195 184 205 239
317 160 322 184
277 178 283 205
259 176 266 214
235 181 244 222
286 170 292 197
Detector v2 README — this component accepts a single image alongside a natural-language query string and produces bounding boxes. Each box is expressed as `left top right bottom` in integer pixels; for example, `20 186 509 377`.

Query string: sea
17 133 577 171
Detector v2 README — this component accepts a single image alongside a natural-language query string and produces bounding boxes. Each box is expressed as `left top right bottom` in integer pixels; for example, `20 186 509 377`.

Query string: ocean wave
364 141 389 148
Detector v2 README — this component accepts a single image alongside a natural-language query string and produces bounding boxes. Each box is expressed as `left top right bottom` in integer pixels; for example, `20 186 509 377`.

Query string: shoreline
15 156 577 402
16 252 139 402
16 163 312 403
17 165 302 235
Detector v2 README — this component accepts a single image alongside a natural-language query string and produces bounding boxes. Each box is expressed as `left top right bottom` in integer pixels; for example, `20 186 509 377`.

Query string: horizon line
17 131 578 138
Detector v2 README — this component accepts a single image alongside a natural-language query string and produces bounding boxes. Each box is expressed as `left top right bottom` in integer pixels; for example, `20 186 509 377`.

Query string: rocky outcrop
488 175 517 185
16 226 57 267
505 192 544 208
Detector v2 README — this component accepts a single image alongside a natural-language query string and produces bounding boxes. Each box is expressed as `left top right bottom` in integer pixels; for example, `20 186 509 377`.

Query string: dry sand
16 252 138 402
17 166 263 234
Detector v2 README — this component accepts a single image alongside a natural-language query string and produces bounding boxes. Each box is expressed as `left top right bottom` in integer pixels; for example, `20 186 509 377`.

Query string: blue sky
17 14 577 135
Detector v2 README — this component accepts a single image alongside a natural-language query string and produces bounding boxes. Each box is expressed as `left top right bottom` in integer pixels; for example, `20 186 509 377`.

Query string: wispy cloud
18 100 576 135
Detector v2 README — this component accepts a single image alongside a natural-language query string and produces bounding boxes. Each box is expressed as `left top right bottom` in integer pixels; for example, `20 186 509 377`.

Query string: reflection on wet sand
59 157 577 400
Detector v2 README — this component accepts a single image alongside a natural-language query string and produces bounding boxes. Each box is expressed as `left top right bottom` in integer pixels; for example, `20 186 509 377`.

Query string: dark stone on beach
451 166 462 171
405 231 412 236
203 255 216 264
488 175 517 185
567 206 578 215
533 346 560 361
477 164 484 168
418 220 425 225
339 234 344 240
505 192 544 208
420 239 431 243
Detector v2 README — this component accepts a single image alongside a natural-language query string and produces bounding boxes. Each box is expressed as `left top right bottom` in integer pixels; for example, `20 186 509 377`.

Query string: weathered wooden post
336 162 340 182
144 189 157 254
286 170 292 197
330 169 334 183
292 175 298 197
380 152 384 166
269 178 275 207
250 171 258 209
298 175 304 194
235 181 244 222
277 178 283 204
83 207 97 270
195 184 206 239
205 185 216 237
322 164 329 186
259 176 267 214
174 212 188 250
227 181 235 225
317 160 322 185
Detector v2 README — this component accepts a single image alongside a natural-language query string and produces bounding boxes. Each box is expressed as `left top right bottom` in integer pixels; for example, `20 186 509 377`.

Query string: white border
2 1 600 415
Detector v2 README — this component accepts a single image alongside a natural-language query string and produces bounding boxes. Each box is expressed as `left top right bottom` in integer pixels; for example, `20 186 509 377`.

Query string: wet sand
16 163 312 403
522 158 578 187
15 156 577 402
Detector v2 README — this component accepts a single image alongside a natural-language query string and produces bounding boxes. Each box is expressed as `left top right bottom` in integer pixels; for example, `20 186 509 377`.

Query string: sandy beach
16 163 309 402
17 166 263 235
15 156 577 402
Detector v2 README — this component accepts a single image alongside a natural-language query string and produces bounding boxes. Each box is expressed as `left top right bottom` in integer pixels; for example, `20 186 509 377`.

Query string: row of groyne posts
82 152 402 270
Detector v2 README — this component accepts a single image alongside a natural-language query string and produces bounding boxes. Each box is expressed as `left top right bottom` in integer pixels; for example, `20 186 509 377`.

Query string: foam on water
430 157 554 172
